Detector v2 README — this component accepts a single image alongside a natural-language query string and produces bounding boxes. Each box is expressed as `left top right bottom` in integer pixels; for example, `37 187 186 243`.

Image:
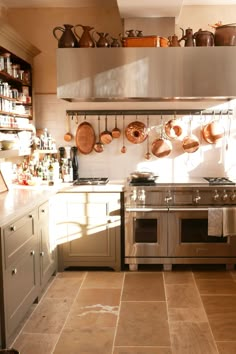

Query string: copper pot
125 121 147 144
194 29 214 46
202 121 224 144
164 119 183 139
100 116 112 144
151 138 172 158
214 23 236 46
182 135 200 153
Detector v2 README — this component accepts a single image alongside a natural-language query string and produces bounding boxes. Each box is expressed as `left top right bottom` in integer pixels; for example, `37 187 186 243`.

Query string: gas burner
73 177 109 185
204 177 235 185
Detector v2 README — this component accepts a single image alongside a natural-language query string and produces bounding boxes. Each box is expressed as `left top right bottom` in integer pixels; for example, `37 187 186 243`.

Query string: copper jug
194 29 214 46
125 29 135 37
179 27 195 46
168 34 181 47
74 24 95 48
135 30 143 37
53 24 79 48
110 37 121 47
93 32 110 47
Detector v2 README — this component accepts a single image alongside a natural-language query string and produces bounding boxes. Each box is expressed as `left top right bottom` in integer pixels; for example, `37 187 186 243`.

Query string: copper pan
151 116 172 158
202 119 224 144
164 118 183 139
182 116 200 153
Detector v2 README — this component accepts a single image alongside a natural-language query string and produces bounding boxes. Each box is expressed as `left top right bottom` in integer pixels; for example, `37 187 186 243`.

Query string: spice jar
3 53 12 75
12 64 20 79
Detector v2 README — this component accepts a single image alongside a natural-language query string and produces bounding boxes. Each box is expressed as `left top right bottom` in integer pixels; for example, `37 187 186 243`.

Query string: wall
3 5 236 180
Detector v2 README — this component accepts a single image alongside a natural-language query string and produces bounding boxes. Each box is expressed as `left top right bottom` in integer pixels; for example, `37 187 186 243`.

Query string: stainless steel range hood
56 47 236 108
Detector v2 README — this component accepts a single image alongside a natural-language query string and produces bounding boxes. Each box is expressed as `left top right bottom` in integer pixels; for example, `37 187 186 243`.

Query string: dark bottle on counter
70 146 79 181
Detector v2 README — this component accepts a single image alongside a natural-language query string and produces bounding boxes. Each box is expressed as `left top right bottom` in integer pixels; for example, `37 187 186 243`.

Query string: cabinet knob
30 250 35 256
12 268 17 275
29 214 33 218
41 209 45 213
40 251 45 257
10 225 16 231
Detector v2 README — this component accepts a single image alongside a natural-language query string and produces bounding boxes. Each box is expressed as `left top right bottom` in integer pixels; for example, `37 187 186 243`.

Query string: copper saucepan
182 117 200 153
164 118 183 139
100 116 113 144
152 117 172 158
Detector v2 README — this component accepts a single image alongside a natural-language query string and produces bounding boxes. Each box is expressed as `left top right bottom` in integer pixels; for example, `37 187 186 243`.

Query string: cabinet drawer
3 209 37 268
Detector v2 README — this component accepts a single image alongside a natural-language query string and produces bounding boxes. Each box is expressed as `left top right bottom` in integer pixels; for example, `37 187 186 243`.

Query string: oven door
125 208 168 258
168 207 236 258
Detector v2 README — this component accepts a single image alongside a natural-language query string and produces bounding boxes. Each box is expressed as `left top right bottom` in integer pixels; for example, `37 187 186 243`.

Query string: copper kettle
53 24 79 48
168 34 181 47
179 27 195 46
194 29 214 46
74 24 95 48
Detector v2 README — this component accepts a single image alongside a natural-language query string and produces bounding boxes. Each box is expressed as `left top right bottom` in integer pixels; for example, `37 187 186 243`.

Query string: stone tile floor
11 266 236 354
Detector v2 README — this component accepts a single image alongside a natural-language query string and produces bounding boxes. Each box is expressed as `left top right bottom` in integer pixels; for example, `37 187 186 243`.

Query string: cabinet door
38 201 56 288
4 242 39 343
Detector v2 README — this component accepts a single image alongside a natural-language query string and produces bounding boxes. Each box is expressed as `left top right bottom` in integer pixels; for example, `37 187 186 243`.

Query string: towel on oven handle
208 208 223 237
223 207 236 237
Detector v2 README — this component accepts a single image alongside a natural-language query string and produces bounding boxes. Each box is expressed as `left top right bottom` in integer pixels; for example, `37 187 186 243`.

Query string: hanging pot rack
66 109 233 118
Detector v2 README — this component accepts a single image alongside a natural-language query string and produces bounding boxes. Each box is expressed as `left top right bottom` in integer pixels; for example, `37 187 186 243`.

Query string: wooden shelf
0 110 32 118
33 149 58 154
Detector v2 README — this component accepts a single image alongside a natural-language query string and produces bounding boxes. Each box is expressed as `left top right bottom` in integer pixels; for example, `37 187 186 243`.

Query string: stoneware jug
110 37 121 47
194 29 214 46
125 29 135 37
74 24 95 47
93 32 110 47
168 34 181 47
179 27 195 46
53 24 79 48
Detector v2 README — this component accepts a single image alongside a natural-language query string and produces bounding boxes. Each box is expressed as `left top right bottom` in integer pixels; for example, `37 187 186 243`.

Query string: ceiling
1 0 236 18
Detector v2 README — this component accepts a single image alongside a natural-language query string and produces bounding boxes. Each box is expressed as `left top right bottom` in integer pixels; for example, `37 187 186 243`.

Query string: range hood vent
56 47 236 107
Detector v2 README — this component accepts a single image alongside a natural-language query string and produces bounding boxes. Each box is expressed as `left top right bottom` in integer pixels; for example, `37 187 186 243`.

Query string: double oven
124 178 236 271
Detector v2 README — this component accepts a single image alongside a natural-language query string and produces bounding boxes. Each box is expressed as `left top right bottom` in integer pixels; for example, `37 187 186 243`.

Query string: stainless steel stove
124 177 236 271
73 177 109 185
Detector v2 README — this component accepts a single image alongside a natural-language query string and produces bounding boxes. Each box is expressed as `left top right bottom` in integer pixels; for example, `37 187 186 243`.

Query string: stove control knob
213 190 219 201
230 192 236 201
222 190 228 201
193 190 201 204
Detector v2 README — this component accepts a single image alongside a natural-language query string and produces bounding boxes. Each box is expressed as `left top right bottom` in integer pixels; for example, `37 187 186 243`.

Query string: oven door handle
125 207 167 212
168 208 209 212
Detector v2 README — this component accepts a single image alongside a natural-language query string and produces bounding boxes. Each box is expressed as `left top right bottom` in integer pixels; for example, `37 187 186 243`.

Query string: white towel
208 208 223 237
223 207 236 237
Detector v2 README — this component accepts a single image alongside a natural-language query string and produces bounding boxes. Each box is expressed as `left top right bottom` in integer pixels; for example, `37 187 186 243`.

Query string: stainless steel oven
124 178 236 271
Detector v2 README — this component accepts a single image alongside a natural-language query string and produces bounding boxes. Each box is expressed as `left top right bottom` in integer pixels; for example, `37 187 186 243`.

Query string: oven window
181 219 227 243
134 219 157 243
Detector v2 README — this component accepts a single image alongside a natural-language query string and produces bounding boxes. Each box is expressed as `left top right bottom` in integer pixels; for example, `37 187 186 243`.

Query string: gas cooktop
203 177 235 185
73 177 109 185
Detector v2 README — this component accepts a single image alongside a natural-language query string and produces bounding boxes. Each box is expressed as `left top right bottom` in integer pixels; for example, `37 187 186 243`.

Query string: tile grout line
192 272 220 354
50 271 88 354
163 271 174 353
111 271 126 354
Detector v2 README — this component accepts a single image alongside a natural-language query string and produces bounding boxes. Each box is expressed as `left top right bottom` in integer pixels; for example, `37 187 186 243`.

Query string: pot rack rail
66 109 233 117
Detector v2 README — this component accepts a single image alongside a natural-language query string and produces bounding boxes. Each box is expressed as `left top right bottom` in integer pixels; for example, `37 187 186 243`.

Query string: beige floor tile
22 297 73 334
169 321 218 354
216 341 236 354
65 288 121 328
45 277 83 299
12 333 59 354
115 301 170 347
168 307 207 322
56 271 87 279
164 271 194 284
53 327 115 354
193 271 233 280
165 283 202 308
82 271 124 289
201 295 236 341
113 347 172 354
195 279 236 295
122 272 165 301
230 270 236 279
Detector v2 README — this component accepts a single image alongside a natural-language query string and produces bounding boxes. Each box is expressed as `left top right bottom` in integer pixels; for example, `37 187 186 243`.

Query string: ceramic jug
168 34 181 47
125 29 135 37
194 29 214 46
135 30 143 37
93 32 110 47
179 27 195 46
53 24 79 48
74 24 95 47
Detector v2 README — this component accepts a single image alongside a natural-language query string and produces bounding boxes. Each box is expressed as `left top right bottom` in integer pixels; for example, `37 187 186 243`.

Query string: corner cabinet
54 192 121 271
0 21 40 158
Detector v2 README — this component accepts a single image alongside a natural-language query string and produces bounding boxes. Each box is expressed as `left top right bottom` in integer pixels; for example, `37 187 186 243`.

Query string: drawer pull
40 251 45 257
12 268 17 275
10 225 16 231
41 209 45 213
29 214 33 218
30 250 35 256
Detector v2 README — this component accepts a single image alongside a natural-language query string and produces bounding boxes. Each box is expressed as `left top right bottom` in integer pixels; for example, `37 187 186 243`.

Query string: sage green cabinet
55 192 121 271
